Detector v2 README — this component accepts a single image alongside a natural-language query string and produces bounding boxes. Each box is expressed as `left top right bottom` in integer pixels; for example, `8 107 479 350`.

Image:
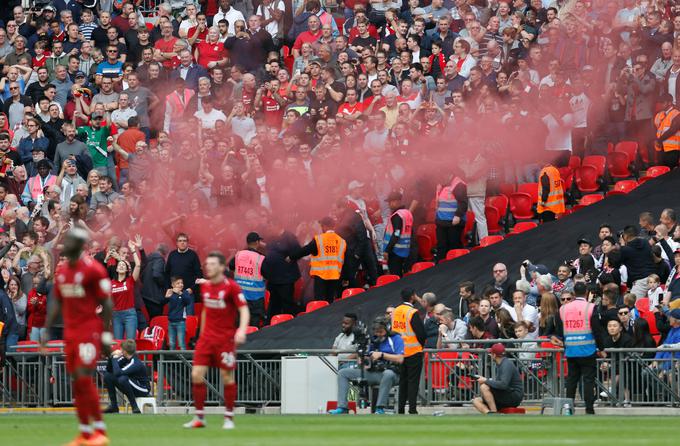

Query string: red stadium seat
326 400 356 414
410 261 435 273
512 222 538 233
306 300 330 312
375 274 400 286
282 45 290 57
485 205 502 235
517 183 539 204
635 297 650 315
445 249 469 260
557 167 573 191
607 180 639 196
509 192 534 220
16 341 39 352
461 211 476 246
246 326 259 334
149 316 169 341
643 312 659 336
606 152 632 180
416 224 437 245
646 165 671 177
416 234 434 261
185 316 198 341
486 195 509 219
574 165 600 193
568 155 581 170
341 288 365 299
498 183 516 197
270 314 294 325
427 351 459 391
614 141 639 166
582 155 606 178
479 235 504 247
580 194 604 206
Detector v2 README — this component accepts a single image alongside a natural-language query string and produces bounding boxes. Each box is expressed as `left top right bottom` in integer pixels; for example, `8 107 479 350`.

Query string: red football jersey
199 278 246 342
54 256 111 340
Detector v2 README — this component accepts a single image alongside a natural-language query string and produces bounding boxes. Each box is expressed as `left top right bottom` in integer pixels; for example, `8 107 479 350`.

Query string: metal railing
2 347 679 408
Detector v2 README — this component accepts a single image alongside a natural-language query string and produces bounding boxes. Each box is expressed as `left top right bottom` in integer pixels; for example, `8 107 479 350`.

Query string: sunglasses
618 311 629 316
561 297 573 302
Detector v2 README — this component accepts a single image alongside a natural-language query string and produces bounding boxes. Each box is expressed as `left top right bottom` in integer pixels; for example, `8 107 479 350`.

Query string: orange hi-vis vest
310 231 346 280
391 303 423 357
166 89 195 118
537 165 565 214
654 108 680 152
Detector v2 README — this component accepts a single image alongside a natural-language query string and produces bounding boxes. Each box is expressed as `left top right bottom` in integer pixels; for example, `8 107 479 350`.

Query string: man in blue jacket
103 340 150 414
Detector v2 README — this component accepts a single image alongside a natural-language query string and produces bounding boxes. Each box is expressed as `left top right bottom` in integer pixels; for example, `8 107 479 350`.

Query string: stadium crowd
1 0 680 365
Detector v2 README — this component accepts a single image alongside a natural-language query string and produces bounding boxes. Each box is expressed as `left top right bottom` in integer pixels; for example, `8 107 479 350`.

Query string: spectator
0 287 19 354
620 225 658 297
110 238 142 340
26 274 48 342
165 276 195 350
422 292 440 348
436 307 467 349
103 340 151 414
489 262 516 305
539 292 560 337
165 233 203 297
332 313 357 369
478 297 499 338
472 343 524 414
510 289 539 338
263 220 302 319
141 243 169 320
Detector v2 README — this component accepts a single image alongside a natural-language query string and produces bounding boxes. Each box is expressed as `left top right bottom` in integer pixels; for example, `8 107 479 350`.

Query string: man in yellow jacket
537 164 565 222
291 217 347 303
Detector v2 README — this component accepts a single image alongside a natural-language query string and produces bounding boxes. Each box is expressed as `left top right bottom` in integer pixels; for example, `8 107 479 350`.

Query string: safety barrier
2 347 679 408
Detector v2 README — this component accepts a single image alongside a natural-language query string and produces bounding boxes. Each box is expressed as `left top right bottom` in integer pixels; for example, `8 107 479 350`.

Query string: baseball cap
75 71 86 79
413 7 426 15
385 191 402 202
577 238 592 246
669 308 680 319
488 343 506 356
43 5 57 12
246 232 263 244
348 180 364 190
308 59 322 67
528 264 549 275
91 112 104 119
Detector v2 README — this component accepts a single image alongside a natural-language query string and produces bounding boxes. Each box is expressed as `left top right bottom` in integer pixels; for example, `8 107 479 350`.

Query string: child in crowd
165 277 194 350
513 321 538 361
647 274 664 310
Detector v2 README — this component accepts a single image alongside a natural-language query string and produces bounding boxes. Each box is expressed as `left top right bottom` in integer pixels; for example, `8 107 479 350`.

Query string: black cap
577 238 592 246
385 191 402 202
246 232 263 244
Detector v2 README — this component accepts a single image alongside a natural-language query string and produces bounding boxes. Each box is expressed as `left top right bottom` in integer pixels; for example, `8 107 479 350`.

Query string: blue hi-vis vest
383 208 413 258
560 299 597 358
234 250 265 301
436 178 465 222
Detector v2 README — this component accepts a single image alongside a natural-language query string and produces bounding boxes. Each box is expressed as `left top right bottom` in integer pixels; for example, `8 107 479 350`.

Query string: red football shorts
65 334 102 374
193 338 237 370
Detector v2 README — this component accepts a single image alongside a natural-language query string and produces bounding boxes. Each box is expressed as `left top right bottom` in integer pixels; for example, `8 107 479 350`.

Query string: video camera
352 318 396 373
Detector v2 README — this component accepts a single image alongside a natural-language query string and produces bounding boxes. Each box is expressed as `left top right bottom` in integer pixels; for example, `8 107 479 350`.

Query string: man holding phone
472 343 524 414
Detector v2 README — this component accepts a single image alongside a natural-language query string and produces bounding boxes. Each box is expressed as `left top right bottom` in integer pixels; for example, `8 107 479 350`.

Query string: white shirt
570 93 590 129
256 0 286 38
332 332 355 362
214 7 246 36
194 108 227 130
542 113 574 151
668 67 680 104
510 304 539 338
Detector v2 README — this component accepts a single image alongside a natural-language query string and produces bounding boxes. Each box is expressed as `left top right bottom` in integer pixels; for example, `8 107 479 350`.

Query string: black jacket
165 249 203 294
107 354 150 393
141 251 166 305
620 237 657 283
263 230 302 285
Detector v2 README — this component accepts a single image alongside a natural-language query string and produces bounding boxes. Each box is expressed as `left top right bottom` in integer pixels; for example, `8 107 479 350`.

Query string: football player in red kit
184 251 250 430
42 228 113 446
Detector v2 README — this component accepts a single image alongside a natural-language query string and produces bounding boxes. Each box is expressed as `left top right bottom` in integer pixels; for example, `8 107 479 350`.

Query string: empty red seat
557 167 573 191
498 407 526 414
646 165 671 177
512 222 538 233
498 183 516 197
607 151 632 179
582 155 606 178
270 314 294 325
614 141 639 166
375 274 400 286
416 234 434 261
479 235 504 247
580 194 604 206
486 195 509 219
607 179 638 196
485 205 502 235
149 316 169 342
445 249 469 260
568 155 581 170
574 165 600 193
245 326 259 334
306 300 330 312
517 183 539 204
509 192 534 220
341 288 365 299
410 261 435 273
416 223 437 243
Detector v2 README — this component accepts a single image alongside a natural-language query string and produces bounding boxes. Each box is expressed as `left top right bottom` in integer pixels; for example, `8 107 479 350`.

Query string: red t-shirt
242 89 256 114
338 102 363 116
293 30 322 51
111 276 136 311
54 257 111 340
188 26 209 44
154 37 179 69
195 40 227 68
362 95 385 110
27 289 47 329
199 278 246 343
261 94 283 128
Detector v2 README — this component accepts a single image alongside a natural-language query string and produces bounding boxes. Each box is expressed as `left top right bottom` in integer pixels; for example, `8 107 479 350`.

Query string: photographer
472 343 524 414
328 317 403 415
103 340 150 414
